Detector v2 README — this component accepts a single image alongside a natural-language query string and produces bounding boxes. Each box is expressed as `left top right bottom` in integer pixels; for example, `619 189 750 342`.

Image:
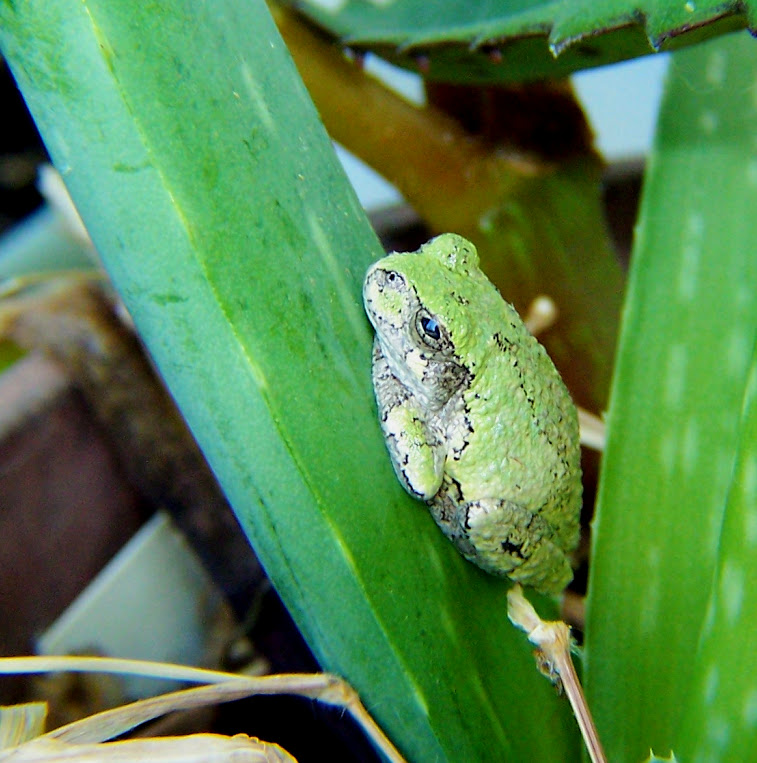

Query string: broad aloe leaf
0 1 579 760
675 343 757 760
585 33 757 761
287 0 757 82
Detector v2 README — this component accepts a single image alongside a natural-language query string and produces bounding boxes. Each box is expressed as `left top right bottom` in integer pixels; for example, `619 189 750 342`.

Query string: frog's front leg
430 493 573 594
371 339 445 500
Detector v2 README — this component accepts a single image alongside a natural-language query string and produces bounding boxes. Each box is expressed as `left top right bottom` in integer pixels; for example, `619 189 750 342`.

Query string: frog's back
444 293 582 555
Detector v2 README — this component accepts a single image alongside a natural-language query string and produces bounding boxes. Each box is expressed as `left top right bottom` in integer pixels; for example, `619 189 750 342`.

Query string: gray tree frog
363 233 582 594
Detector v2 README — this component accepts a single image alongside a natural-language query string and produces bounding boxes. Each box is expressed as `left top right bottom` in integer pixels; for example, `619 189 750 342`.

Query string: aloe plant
1 0 756 761
584 32 757 761
287 0 756 82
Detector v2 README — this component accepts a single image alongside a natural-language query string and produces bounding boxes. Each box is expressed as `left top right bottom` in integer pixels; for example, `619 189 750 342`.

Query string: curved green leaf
585 33 757 761
286 0 756 83
675 341 757 761
0 1 580 760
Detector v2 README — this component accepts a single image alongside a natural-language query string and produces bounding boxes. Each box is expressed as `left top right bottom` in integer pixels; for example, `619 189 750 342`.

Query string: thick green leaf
0 1 580 760
585 33 757 762
675 343 757 761
287 0 756 82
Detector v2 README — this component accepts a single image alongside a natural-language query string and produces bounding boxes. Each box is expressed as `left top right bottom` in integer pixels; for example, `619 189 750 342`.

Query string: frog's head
363 234 488 409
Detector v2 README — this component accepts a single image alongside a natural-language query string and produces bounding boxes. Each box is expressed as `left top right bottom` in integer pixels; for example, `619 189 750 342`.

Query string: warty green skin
363 234 581 594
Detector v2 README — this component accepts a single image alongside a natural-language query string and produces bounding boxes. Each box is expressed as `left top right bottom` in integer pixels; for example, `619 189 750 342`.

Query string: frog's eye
384 270 405 287
421 316 440 340
415 310 445 349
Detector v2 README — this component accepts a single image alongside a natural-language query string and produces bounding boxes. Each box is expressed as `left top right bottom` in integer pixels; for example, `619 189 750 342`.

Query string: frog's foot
445 497 574 594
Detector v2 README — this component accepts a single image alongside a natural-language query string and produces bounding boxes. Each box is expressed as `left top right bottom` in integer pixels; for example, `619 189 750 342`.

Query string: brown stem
273 4 535 229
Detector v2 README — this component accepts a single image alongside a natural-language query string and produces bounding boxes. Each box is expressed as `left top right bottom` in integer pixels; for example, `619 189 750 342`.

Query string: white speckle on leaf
425 541 445 575
742 458 757 502
705 50 727 87
304 0 347 11
726 329 752 373
681 417 699 474
639 582 660 636
742 686 757 727
306 212 367 343
306 212 333 262
719 559 745 624
439 608 461 645
687 211 705 238
747 159 757 187
699 111 718 134
684 0 695 10
240 63 275 132
704 664 719 705
678 244 701 300
736 282 754 309
707 714 732 750
678 213 705 299
664 344 688 407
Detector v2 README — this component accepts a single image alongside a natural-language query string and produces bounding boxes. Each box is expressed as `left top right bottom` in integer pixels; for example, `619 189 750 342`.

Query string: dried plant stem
507 585 606 763
0 656 406 763
272 4 534 233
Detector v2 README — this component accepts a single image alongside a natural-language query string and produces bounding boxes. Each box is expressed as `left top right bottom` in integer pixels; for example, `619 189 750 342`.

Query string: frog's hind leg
456 498 574 594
